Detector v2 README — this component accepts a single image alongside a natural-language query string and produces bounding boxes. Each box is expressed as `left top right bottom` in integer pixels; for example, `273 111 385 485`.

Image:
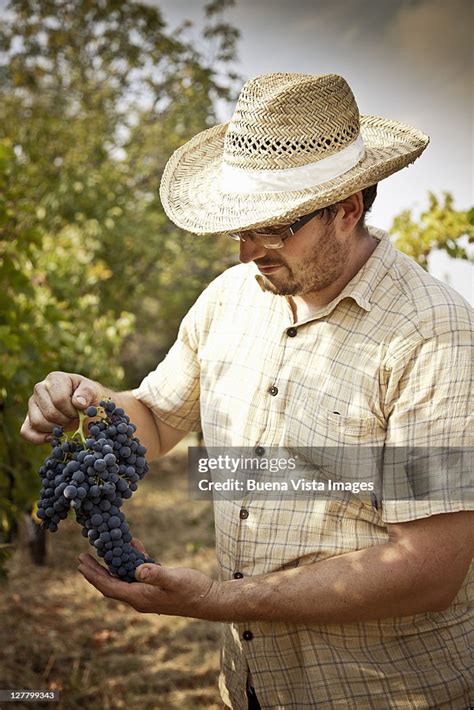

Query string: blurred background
0 1 472 708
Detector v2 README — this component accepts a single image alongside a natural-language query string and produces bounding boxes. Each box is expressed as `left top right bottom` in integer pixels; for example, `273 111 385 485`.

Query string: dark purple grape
63 485 78 499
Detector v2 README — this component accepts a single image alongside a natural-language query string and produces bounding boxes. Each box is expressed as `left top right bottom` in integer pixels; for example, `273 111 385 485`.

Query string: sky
151 0 473 303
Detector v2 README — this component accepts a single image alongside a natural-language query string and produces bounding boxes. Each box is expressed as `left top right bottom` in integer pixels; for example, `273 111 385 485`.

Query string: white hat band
220 134 365 194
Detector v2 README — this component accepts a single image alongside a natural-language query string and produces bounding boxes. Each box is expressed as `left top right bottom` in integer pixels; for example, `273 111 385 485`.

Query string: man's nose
239 238 268 263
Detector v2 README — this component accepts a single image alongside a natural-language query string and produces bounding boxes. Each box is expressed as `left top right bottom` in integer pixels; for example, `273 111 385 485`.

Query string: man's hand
77 543 221 619
20 371 101 444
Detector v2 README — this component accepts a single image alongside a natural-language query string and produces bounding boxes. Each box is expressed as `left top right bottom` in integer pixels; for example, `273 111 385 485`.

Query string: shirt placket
232 300 304 698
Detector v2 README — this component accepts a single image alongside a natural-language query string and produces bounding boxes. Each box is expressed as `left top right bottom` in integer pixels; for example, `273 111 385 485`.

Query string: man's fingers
32 384 73 425
43 375 80 420
78 554 110 577
26 396 79 436
25 398 59 433
20 413 52 445
78 556 132 602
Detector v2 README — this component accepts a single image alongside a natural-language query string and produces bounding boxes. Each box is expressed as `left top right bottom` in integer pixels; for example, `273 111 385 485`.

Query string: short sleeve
131 299 202 433
381 329 473 523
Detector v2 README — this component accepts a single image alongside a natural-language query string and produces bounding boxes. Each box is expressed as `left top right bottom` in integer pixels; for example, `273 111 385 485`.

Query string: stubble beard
258 223 350 297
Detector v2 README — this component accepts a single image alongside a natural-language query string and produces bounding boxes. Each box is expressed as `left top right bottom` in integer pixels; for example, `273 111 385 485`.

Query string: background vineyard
0 0 240 562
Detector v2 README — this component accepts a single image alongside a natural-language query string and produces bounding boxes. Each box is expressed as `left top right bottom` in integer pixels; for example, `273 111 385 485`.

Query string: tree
0 0 240 356
0 0 240 568
391 192 474 271
0 139 133 571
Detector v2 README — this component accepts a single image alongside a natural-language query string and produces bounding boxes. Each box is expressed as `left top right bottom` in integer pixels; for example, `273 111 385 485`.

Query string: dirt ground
0 447 226 710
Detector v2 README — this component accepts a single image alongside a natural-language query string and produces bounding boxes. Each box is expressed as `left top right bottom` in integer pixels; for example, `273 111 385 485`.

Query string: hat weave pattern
159 72 429 235
224 74 360 170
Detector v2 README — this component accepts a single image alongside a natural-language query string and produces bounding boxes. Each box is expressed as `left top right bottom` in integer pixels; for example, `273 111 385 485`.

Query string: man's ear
337 192 364 234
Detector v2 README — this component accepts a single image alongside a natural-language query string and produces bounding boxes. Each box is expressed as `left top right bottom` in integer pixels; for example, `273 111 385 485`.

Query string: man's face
238 211 351 297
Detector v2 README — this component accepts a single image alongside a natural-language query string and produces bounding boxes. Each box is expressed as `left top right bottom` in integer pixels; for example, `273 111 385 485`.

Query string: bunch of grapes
36 399 155 582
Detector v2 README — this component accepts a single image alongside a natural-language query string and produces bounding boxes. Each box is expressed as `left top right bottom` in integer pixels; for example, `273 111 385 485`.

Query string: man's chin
259 275 300 297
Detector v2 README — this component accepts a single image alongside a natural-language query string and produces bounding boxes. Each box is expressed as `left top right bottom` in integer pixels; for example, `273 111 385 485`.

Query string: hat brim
159 115 429 235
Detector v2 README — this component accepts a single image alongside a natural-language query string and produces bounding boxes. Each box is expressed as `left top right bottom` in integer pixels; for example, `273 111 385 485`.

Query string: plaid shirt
133 228 473 709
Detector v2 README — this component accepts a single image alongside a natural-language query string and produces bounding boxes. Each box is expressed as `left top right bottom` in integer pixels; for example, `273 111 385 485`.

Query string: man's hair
316 183 378 232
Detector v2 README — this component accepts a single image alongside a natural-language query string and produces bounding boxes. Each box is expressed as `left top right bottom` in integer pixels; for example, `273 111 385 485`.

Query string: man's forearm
213 541 450 625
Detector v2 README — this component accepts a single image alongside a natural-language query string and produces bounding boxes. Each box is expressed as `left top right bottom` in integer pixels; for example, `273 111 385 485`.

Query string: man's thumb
136 563 163 583
72 387 95 409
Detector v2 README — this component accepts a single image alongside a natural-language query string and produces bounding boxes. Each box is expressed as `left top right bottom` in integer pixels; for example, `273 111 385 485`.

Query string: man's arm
212 510 474 624
76 510 474 622
97 387 187 461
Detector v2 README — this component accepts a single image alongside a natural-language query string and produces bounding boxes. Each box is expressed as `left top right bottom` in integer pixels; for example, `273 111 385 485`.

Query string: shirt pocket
286 396 385 447
319 409 381 439
285 401 386 509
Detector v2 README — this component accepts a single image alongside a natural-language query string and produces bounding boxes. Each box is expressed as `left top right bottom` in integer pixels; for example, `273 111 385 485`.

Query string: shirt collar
254 226 396 318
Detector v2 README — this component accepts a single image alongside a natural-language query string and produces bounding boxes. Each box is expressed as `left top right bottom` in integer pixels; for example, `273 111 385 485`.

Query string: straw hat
159 72 429 235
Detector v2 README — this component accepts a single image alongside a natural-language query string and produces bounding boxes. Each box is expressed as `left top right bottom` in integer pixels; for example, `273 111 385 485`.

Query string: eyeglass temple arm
289 208 323 235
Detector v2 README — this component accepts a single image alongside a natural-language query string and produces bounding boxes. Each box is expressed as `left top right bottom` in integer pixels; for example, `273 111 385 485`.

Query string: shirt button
243 630 254 641
233 571 244 579
255 446 265 456
287 327 297 337
239 508 249 520
269 385 278 396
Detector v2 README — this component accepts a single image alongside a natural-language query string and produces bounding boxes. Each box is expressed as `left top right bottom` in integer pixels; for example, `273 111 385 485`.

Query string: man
21 73 473 709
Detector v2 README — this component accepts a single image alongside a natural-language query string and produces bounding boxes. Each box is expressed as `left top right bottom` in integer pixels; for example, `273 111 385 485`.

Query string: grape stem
70 406 108 447
71 410 88 446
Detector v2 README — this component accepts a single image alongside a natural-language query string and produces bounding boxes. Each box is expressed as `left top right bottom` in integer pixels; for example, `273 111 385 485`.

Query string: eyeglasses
227 207 325 250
